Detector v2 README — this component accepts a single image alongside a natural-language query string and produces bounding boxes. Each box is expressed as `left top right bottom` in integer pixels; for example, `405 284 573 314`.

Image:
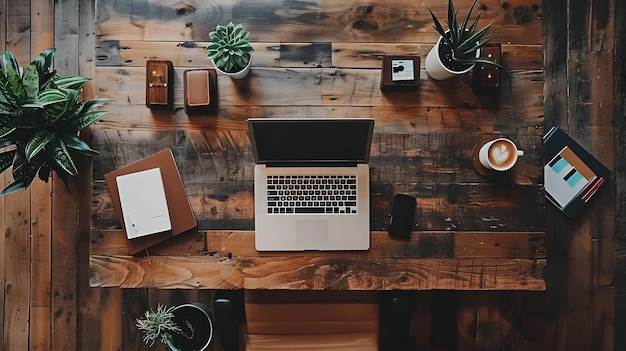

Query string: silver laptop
248 118 375 251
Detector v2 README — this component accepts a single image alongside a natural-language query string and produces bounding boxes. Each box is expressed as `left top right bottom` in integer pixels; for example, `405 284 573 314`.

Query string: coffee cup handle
517 150 524 157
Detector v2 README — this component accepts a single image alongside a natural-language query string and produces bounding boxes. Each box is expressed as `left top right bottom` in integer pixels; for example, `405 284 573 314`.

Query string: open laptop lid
247 118 374 166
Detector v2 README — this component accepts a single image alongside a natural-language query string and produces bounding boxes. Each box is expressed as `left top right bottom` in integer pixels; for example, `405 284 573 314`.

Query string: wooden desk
90 0 545 290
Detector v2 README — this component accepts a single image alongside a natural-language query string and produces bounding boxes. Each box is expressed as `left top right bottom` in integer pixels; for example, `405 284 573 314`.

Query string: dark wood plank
614 0 626 347
90 129 545 232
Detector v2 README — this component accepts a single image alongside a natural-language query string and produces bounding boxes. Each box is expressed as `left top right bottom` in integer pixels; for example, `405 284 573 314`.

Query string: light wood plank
90 253 546 290
3 188 32 351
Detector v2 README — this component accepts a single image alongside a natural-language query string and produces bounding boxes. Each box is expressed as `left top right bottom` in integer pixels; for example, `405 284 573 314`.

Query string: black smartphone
388 194 416 239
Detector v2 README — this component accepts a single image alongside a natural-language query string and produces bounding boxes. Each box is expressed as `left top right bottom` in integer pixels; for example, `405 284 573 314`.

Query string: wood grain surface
90 0 546 291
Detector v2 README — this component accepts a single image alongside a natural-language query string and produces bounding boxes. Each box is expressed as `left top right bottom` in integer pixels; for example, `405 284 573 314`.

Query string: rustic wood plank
95 0 542 44
456 292 477 351
29 2 55 349
93 66 543 110
3 189 32 351
100 288 123 351
30 0 53 54
90 230 546 260
51 1 82 348
89 251 546 290
90 128 545 232
542 0 571 350
614 0 626 347
4 0 30 63
29 179 52 351
500 292 548 350
122 288 148 350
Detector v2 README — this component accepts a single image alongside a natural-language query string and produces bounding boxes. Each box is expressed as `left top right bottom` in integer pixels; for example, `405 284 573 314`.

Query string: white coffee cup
478 138 524 171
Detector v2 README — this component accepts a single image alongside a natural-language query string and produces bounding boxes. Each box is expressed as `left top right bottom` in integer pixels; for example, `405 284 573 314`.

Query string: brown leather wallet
145 60 174 109
183 69 218 115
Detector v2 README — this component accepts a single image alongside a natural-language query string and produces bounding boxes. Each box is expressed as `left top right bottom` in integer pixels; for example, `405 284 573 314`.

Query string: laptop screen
248 118 374 165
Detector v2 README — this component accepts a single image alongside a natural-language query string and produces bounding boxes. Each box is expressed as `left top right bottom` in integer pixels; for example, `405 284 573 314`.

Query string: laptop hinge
265 162 359 168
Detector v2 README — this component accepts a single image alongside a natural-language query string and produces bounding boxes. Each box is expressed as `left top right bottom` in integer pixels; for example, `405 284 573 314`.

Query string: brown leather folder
104 149 197 255
183 68 218 115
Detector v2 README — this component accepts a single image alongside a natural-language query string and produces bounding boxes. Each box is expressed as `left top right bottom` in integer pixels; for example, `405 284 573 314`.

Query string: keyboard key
295 207 325 213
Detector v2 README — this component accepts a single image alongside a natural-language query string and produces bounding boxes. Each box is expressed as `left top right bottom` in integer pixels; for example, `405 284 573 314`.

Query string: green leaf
1 51 27 100
0 178 29 196
25 129 55 161
31 48 56 76
53 76 89 90
1 51 20 77
0 148 16 174
69 110 107 131
0 122 16 139
37 89 68 106
78 98 109 114
47 139 78 177
22 63 40 100
62 134 98 156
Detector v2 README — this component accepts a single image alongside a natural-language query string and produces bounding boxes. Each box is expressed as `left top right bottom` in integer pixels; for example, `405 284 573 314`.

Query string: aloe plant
429 0 507 72
136 304 182 347
0 48 108 195
206 22 254 73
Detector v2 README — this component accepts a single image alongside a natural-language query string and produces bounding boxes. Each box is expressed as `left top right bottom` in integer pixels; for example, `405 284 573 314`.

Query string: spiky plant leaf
31 48 56 78
68 110 107 131
47 138 78 177
62 134 98 156
22 63 41 100
429 0 506 71
0 178 29 196
0 148 16 174
53 76 89 90
1 51 27 100
25 129 55 161
37 164 51 182
0 48 109 196
0 121 16 139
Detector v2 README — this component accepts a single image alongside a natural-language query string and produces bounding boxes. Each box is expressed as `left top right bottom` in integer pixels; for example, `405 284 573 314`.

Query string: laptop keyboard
266 175 358 214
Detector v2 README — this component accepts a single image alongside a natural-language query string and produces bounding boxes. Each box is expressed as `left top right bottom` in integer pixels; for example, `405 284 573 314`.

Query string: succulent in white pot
425 0 508 80
206 22 254 79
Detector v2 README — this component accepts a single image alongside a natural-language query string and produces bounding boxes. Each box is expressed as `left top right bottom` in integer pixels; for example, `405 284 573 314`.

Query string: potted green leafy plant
425 0 507 80
0 48 108 195
206 22 254 79
137 303 214 351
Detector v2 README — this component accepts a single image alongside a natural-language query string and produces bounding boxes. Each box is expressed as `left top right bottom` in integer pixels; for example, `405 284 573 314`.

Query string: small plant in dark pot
0 48 108 195
137 303 214 351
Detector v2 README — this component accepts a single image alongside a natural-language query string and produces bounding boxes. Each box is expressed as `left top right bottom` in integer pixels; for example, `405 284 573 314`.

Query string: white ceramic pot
212 56 252 79
425 36 477 80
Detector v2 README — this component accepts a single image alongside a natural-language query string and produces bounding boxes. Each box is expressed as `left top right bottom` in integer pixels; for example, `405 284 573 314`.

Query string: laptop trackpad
297 220 328 248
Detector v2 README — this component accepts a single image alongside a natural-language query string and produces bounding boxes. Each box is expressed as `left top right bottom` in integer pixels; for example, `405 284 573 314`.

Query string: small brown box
183 69 218 115
380 55 420 92
472 46 501 92
146 60 174 109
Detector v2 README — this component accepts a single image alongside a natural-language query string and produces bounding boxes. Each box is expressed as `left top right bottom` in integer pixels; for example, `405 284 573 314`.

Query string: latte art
487 140 517 168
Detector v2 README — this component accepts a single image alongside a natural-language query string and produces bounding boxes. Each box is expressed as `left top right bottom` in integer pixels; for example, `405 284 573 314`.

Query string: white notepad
116 167 171 239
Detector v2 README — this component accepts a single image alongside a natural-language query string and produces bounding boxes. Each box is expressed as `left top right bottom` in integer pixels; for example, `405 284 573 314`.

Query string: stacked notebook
543 126 611 218
105 149 197 254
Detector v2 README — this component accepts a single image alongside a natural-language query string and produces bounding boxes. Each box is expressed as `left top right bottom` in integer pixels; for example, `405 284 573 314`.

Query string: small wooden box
183 69 218 115
380 55 420 92
472 46 501 93
145 60 174 109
